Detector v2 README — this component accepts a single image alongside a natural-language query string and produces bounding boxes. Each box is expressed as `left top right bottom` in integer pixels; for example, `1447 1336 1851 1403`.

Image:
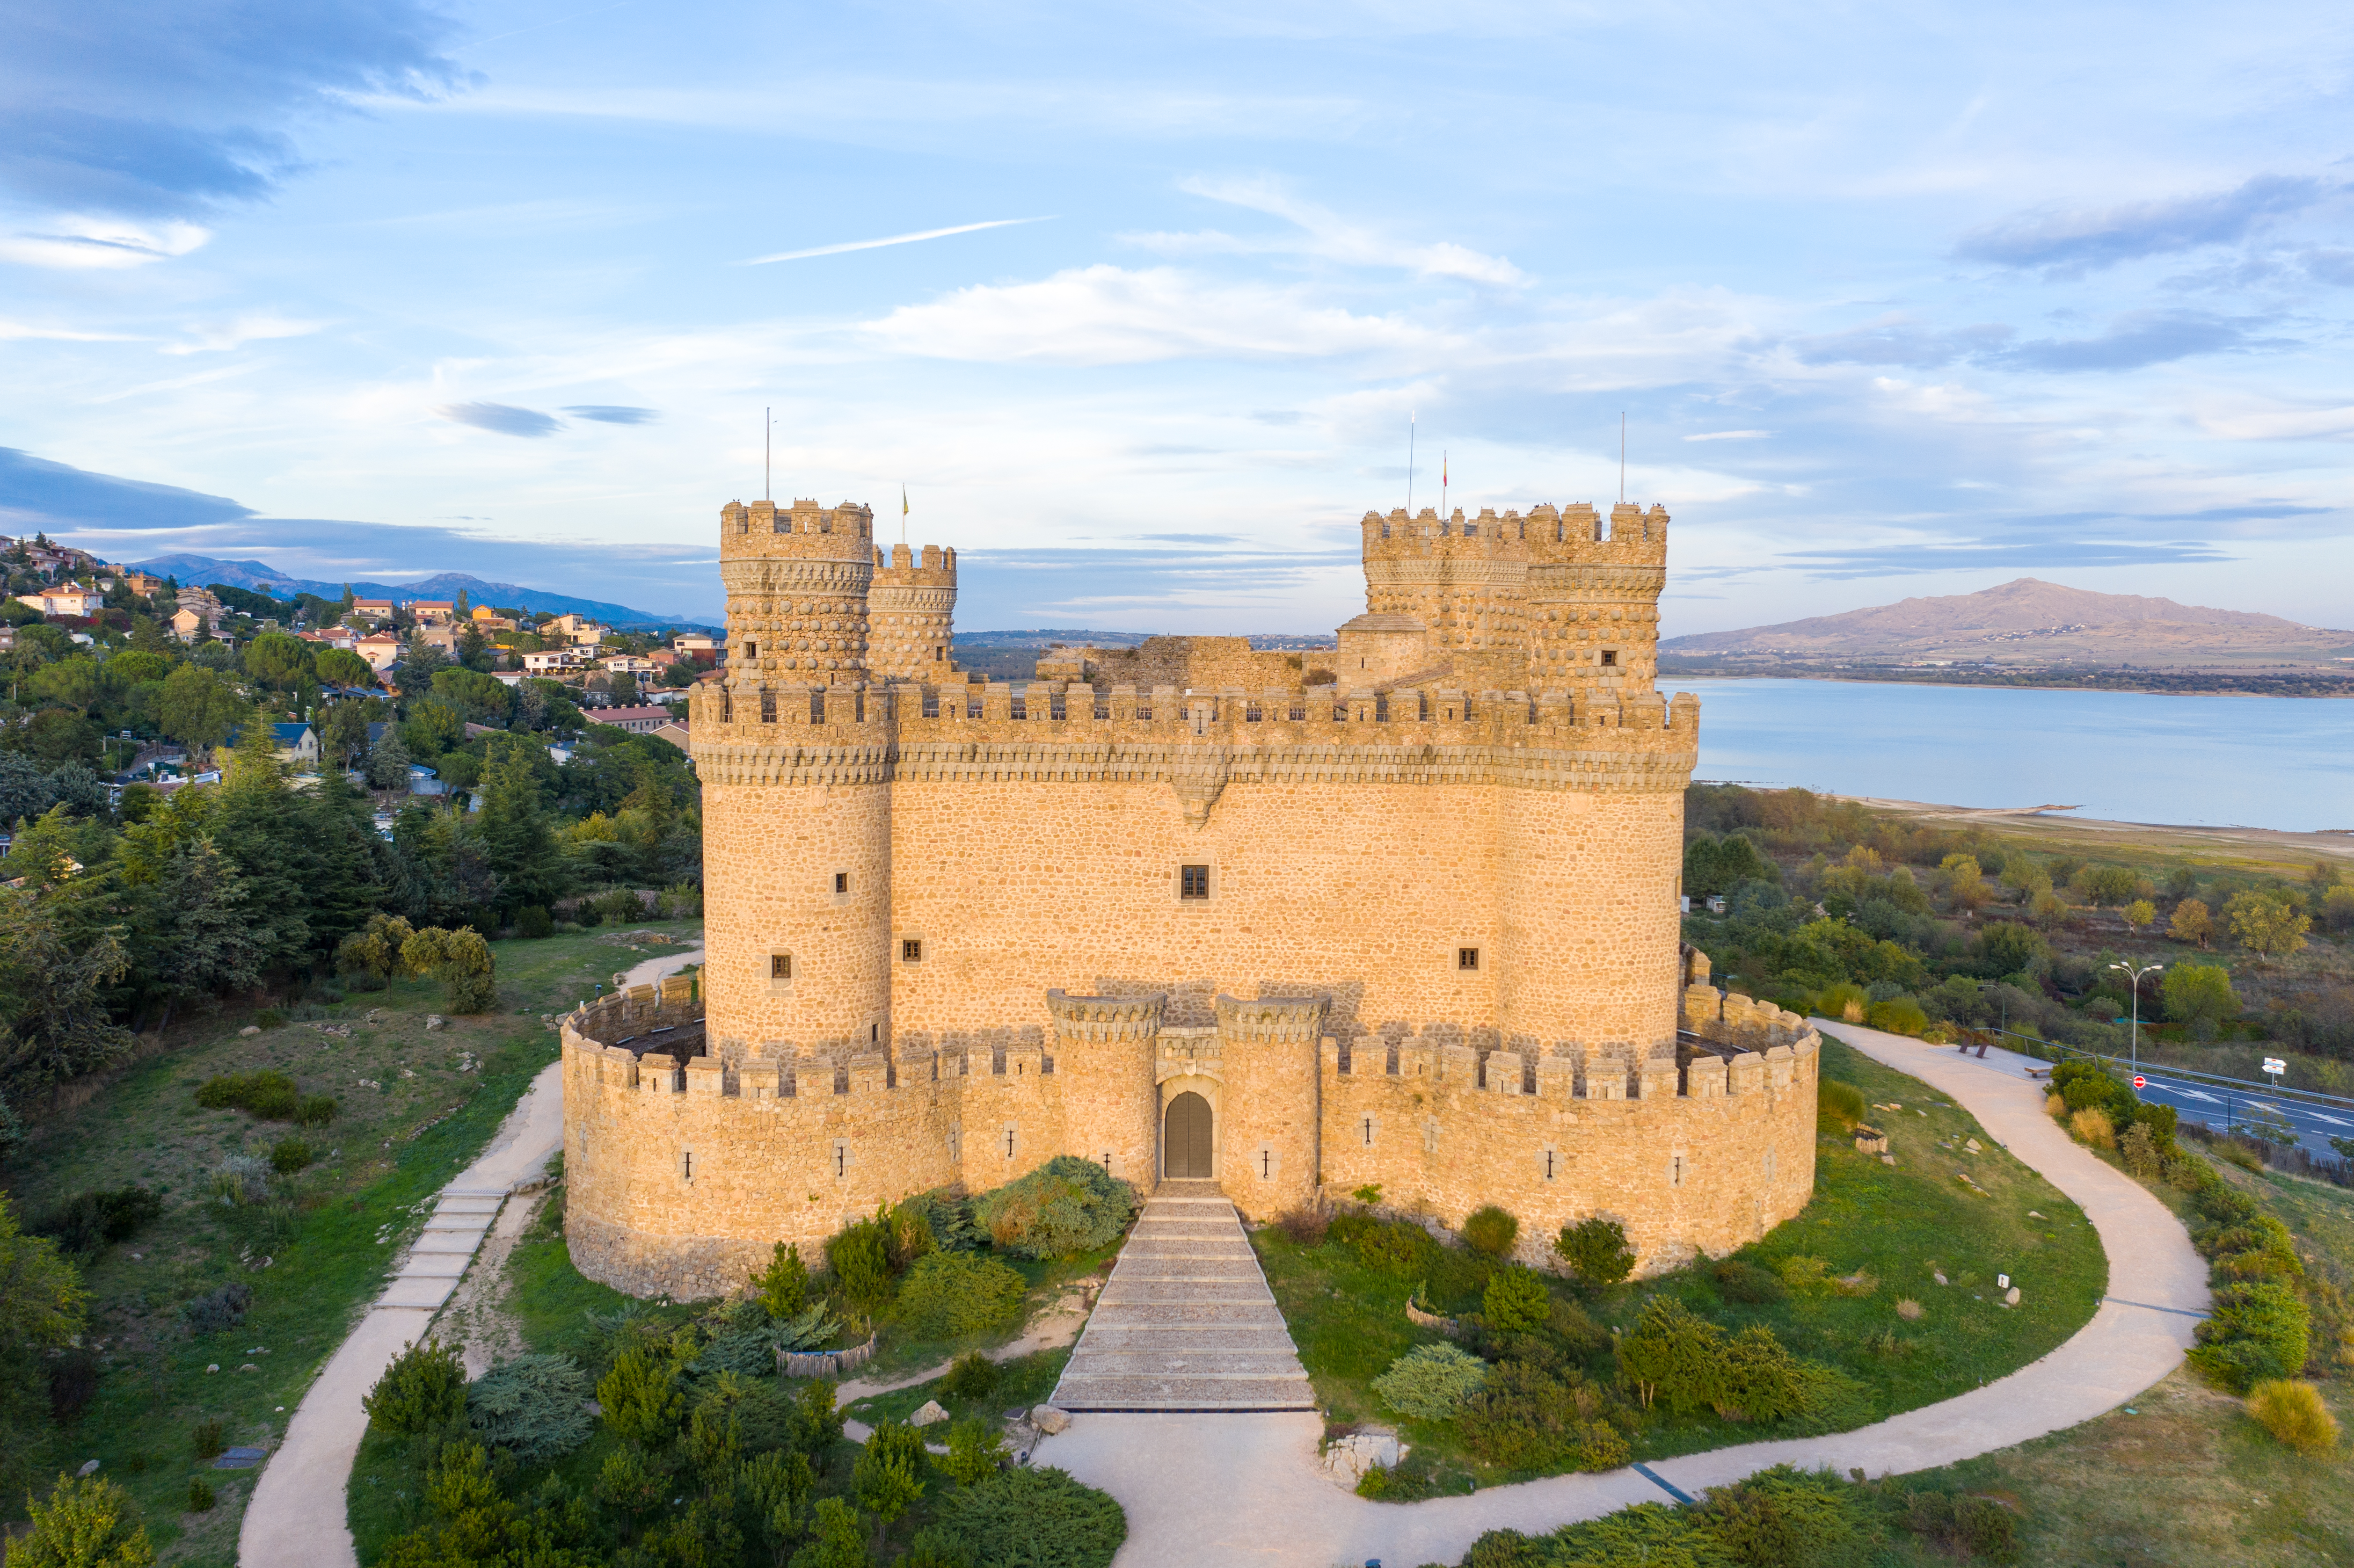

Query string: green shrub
1546 1296 1612 1357
943 1416 1009 1485
1483 1267 1553 1334
1355 1219 1437 1278
2245 1379 2339 1454
974 1155 1135 1258
826 1217 896 1313
896 1251 1028 1341
181 1283 251 1335
597 1346 685 1446
269 1137 313 1174
296 1095 337 1127
751 1239 810 1317
1713 1326 1814 1423
513 905 554 939
32 1186 163 1256
364 1340 466 1434
1866 996 1929 1036
1616 1298 1723 1414
1457 1361 1630 1472
2190 1281 2311 1392
942 1350 1001 1402
467 1353 594 1463
254 1007 286 1030
190 1418 225 1459
1464 1205 1520 1257
924 1464 1126 1568
1817 1079 1866 1130
1372 1342 1490 1420
1713 1258 1787 1304
195 1070 301 1120
210 1154 272 1205
188 1476 217 1513
1903 1490 2020 1563
1699 1465 1866 1568
1462 1503 1710 1568
1554 1218 1635 1286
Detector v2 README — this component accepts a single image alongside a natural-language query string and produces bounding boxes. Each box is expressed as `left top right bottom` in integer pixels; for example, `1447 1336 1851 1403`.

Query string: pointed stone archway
1163 1090 1214 1180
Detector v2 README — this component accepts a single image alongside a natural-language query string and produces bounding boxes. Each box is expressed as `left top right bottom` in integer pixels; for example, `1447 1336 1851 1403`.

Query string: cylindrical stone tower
1522 502 1669 699
1044 991 1165 1188
867 542 959 683
702 495 893 1053
1215 995 1328 1219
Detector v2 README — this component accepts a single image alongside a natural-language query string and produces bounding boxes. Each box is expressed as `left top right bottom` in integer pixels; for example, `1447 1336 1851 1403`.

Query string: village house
350 597 397 623
406 599 457 626
587 703 675 734
225 721 321 768
16 585 103 617
355 632 403 671
523 648 589 674
548 613 609 646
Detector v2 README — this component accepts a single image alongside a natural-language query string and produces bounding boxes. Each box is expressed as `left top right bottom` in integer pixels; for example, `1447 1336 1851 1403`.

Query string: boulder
909 1400 949 1428
2004 1285 2022 1307
239 1026 261 1038
1319 1431 1401 1483
1030 1404 1071 1435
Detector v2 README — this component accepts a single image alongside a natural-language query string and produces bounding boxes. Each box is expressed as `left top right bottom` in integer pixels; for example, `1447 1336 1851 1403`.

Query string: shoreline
1834 795 2354 870
1661 666 2353 699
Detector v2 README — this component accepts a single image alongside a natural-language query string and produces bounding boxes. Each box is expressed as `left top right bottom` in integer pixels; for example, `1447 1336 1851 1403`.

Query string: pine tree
133 837 264 1030
477 735 566 913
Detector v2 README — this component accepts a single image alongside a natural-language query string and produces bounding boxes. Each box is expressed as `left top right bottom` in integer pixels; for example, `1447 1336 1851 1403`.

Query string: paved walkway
1033 1021 2211 1568
1054 1183 1314 1412
238 945 701 1568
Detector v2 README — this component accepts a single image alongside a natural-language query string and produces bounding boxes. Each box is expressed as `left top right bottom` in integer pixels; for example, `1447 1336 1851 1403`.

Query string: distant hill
1662 579 2354 670
132 553 714 630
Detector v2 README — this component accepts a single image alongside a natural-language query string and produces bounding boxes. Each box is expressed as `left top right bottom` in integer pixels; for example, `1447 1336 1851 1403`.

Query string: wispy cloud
2003 310 2281 372
1956 174 2335 272
1135 176 1527 285
438 401 561 437
0 319 144 343
0 218 211 270
562 404 659 424
162 312 326 355
1684 429 1771 442
740 218 1050 266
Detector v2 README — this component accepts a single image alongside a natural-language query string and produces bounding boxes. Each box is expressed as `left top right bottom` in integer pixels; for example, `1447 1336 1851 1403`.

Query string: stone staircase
1050 1182 1317 1412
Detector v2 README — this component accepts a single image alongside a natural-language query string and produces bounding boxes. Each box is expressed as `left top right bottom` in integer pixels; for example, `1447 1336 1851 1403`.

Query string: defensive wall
560 973 1820 1298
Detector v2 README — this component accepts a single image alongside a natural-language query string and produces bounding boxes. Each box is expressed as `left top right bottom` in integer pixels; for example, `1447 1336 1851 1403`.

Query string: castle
561 495 1821 1297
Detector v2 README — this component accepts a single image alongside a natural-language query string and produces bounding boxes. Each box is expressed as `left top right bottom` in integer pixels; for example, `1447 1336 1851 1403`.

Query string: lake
1672 679 2354 833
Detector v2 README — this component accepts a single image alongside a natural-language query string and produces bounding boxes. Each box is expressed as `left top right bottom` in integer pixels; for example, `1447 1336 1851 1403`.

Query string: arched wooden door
1164 1091 1213 1179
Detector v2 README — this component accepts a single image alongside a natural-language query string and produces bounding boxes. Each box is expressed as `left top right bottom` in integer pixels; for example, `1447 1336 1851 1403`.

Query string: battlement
719 498 876 562
872 542 958 586
1360 502 1669 567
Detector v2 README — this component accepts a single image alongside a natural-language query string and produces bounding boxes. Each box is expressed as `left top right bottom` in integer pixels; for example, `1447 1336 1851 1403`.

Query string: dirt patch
437 1193 545 1378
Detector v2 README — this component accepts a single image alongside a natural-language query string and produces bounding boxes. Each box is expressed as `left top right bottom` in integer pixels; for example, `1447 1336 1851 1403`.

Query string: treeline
1682 785 2354 1060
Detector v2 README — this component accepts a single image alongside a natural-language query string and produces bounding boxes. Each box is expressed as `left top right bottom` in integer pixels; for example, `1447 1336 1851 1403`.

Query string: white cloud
0 219 212 270
2194 403 2354 441
0 320 145 343
863 265 1440 365
1684 429 1771 442
162 313 331 355
1145 176 1528 285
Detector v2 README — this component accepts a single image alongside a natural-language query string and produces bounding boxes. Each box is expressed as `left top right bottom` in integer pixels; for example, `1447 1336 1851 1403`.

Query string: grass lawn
0 919 701 1564
1254 1033 2107 1487
1884 1154 2354 1566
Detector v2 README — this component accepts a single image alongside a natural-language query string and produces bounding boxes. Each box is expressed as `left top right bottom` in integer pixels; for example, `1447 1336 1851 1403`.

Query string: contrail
738 217 1051 266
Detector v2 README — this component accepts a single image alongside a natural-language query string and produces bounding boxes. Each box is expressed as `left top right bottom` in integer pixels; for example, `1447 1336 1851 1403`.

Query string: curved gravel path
1032 1021 2212 1568
238 945 701 1568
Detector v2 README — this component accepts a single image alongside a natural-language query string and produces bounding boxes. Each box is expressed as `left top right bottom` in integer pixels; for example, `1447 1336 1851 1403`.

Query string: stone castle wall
559 980 1818 1297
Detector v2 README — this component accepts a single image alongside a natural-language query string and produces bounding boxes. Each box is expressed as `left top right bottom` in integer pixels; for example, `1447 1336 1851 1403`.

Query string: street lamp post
2110 960 2162 1078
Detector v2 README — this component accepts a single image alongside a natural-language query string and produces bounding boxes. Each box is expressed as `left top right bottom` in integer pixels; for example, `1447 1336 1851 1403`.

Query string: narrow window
902 938 922 962
1180 864 1210 900
1004 1126 1017 1159
1259 1148 1274 1179
834 871 849 893
1361 1115 1374 1146
681 1150 693 1181
1458 947 1479 971
1544 1148 1557 1181
834 1144 847 1178
770 953 792 980
744 641 758 661
1601 649 1618 667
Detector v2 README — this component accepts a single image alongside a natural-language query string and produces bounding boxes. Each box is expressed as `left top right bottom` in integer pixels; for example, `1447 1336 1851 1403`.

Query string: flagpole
1407 413 1416 515
764 407 771 502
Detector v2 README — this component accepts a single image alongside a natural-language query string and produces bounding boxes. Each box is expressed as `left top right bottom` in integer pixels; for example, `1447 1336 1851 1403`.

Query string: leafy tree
316 647 372 688
741 1448 816 1567
457 620 494 672
2073 864 2140 907
400 695 466 759
364 726 413 790
2325 886 2354 934
2170 897 2214 949
2227 891 2310 957
1554 1217 1635 1285
155 665 244 757
597 1346 684 1448
1939 852 1991 908
476 734 566 911
318 701 372 769
0 889 135 1097
130 837 264 1030
400 635 452 682
27 656 102 709
16 709 101 766
752 1241 811 1318
2029 889 2069 929
1482 1266 1552 1332
852 1423 929 1552
794 1496 871 1568
208 725 312 970
401 925 497 1012
11 1473 153 1568
0 1193 87 1483
432 666 512 726
363 1340 466 1433
2122 898 2156 933
2164 962 2239 1025
243 631 313 688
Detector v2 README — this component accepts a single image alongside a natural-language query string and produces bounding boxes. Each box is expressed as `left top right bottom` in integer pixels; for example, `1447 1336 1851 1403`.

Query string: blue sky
2 0 2349 632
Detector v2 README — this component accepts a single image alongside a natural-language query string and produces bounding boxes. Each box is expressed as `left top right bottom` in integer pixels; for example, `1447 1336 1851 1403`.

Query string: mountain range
132 553 712 630
1661 579 2354 669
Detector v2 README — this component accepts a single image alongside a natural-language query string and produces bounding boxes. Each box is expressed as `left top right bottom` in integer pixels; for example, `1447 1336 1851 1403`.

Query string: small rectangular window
1601 649 1618 667
744 641 758 661
1181 864 1210 900
834 871 849 893
902 938 922 962
770 953 792 980
1458 947 1479 971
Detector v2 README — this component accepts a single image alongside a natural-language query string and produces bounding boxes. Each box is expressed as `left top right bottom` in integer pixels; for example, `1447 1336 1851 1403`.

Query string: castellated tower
566 482 1820 1304
867 542 960 683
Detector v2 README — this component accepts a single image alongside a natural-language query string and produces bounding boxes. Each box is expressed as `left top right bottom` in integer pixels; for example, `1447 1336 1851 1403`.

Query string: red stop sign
2133 1075 2146 1089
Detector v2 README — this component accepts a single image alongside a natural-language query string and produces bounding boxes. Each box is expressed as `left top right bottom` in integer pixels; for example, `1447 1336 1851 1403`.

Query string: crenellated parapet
868 542 960 684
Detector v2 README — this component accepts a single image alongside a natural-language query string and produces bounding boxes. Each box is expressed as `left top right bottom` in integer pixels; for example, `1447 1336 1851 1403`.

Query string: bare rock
1030 1404 1072 1435
77 1459 100 1477
425 1015 448 1031
2004 1285 2022 1307
1964 1138 1983 1154
1319 1431 1401 1482
909 1400 950 1428
239 1026 261 1038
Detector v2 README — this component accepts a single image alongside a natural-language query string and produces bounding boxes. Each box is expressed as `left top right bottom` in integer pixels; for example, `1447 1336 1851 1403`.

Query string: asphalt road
2129 1071 2354 1156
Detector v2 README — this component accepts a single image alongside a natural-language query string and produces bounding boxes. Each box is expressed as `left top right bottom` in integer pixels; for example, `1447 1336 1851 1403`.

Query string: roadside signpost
2133 1075 2146 1089
2265 1057 2287 1089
